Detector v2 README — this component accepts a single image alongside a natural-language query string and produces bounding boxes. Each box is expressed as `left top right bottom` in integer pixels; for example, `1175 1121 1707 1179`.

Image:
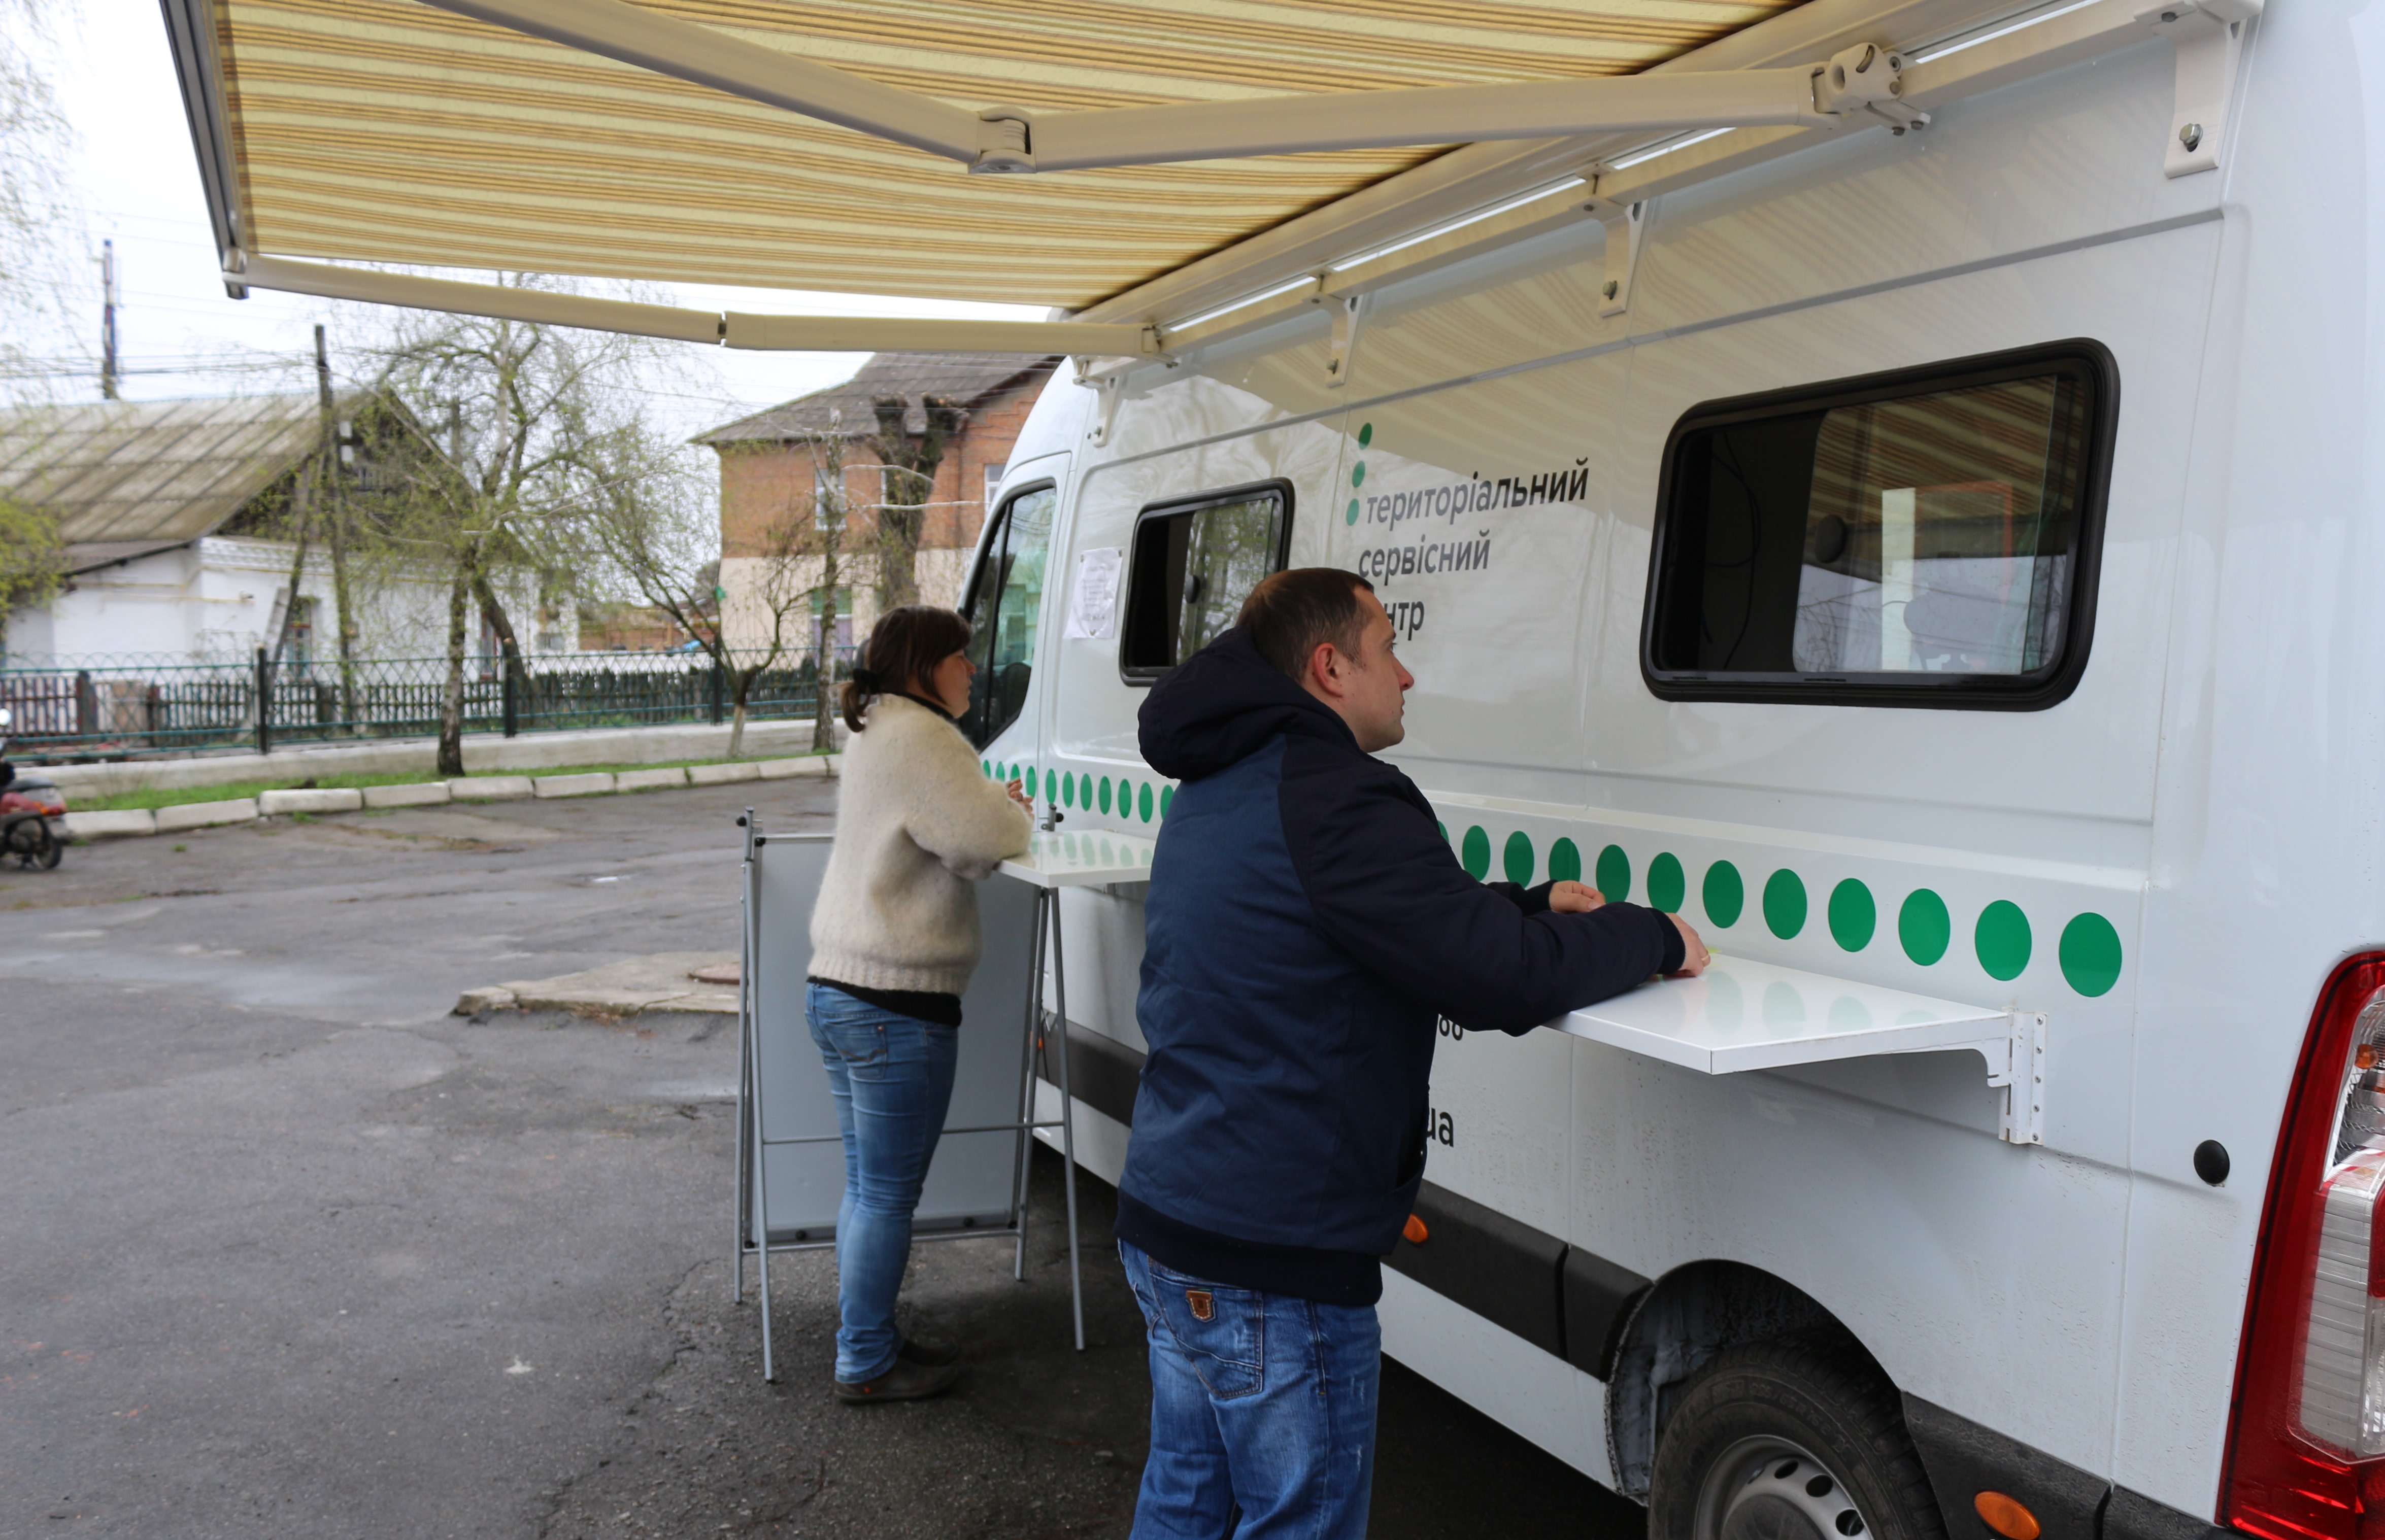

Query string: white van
946 9 2385 1540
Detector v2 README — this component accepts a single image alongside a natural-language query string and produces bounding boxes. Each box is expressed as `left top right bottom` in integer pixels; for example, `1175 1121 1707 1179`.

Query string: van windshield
961 485 1053 747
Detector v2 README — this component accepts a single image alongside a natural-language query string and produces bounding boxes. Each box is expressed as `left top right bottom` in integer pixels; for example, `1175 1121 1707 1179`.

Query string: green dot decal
1346 498 1360 526
2060 912 2122 996
1098 777 1113 814
1763 869 1807 939
1002 763 1015 782
1648 853 1686 913
1828 879 1876 952
1058 773 1072 808
1899 889 1950 965
1357 422 1373 448
982 759 990 776
1025 767 1037 798
1976 901 2032 981
1503 831 1534 885
1138 782 1154 822
1460 826 1491 880
1549 838 1582 883
1596 844 1631 903
1161 785 1173 816
1704 861 1744 927
1351 462 1366 488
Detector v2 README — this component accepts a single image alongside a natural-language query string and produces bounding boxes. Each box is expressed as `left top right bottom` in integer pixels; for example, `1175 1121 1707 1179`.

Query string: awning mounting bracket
2137 0 2262 177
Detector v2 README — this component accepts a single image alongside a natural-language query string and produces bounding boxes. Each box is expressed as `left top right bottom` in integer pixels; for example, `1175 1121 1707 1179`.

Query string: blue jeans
1119 1240 1381 1540
805 983 959 1383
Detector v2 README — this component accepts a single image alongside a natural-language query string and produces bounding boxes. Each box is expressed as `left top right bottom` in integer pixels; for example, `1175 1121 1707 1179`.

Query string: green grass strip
74 751 829 813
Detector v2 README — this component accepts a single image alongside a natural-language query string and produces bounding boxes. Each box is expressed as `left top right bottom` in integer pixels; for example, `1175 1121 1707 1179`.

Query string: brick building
695 353 1059 656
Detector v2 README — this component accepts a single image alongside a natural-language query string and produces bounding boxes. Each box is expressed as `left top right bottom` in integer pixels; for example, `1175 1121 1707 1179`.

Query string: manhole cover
688 964 741 984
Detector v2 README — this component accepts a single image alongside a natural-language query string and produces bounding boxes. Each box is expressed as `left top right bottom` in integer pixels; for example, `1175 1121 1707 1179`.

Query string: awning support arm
416 0 1926 173
226 256 1162 356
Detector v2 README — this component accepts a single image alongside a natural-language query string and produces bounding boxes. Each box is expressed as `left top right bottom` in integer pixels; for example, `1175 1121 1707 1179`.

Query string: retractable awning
162 0 2241 354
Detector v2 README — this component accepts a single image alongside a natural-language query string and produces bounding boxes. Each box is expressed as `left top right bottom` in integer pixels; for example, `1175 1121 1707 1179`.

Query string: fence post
709 657 725 726
254 646 273 757
502 662 519 738
74 670 94 737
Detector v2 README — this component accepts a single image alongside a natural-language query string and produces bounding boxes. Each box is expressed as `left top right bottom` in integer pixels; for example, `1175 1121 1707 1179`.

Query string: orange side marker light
1402 1214 1429 1245
1974 1492 2040 1540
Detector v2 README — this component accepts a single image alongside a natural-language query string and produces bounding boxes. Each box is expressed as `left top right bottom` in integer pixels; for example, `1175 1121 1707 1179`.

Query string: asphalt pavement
0 779 1639 1538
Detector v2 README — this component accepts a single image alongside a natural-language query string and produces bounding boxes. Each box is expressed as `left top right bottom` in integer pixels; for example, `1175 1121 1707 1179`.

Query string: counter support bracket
1967 1012 2047 1146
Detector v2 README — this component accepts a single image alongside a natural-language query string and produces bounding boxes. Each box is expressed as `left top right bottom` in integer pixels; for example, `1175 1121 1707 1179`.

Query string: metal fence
0 648 856 760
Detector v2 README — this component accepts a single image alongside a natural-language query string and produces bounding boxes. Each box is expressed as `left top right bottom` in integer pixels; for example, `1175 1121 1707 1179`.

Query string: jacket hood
1138 627 1356 781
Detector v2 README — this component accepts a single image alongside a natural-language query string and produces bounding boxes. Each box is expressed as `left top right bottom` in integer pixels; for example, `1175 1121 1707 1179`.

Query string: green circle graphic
1138 782 1154 822
1060 773 1074 808
1160 785 1173 817
2059 912 2123 997
1351 462 1367 488
1025 766 1037 798
1596 844 1631 903
1648 853 1686 913
1763 869 1807 939
1503 831 1534 885
1703 861 1744 927
1828 879 1876 952
1460 827 1491 880
1346 499 1360 526
1549 837 1582 883
981 759 990 776
1899 889 1951 965
1976 901 2032 980
1357 422 1373 448
1098 777 1113 814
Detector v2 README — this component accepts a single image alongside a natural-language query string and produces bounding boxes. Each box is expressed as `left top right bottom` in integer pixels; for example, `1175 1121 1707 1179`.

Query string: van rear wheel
1649 1335 1944 1540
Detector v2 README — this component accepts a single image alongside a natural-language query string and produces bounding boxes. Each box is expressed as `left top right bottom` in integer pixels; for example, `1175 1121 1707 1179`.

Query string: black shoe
898 1335 960 1367
835 1358 961 1405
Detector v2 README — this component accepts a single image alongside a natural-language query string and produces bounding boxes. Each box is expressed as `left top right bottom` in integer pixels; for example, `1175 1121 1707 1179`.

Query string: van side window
1643 343 2115 709
960 484 1054 747
1120 482 1292 680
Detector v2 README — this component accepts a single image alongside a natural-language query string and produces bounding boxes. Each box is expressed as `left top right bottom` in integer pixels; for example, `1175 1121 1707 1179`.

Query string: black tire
4 815 52 870
35 820 60 869
1649 1333 1945 1540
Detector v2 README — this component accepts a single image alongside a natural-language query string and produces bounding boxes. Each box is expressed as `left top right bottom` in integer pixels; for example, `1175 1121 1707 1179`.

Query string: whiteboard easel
731 812 1078 1382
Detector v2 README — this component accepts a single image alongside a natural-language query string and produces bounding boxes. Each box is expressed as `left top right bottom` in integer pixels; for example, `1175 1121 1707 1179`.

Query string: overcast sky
20 0 1050 442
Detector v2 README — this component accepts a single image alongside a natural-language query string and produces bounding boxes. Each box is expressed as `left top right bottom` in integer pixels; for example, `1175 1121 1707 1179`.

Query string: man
1119 568 1707 1539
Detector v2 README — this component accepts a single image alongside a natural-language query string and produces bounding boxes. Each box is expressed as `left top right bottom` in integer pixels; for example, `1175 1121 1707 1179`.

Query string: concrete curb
363 782 451 809
259 788 365 815
67 756 836 844
154 798 259 833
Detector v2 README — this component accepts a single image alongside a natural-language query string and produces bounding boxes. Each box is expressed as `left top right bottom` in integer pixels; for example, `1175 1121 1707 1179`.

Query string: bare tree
806 416 851 753
365 287 671 776
582 422 822 760
864 393 961 610
0 0 83 399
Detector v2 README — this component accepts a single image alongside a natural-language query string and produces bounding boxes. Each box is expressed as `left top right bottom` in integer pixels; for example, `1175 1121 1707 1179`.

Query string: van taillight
2224 956 2385 1540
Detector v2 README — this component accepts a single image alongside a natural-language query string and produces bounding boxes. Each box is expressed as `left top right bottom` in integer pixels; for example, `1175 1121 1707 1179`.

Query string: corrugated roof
697 352 1059 444
192 0 1796 311
0 395 338 570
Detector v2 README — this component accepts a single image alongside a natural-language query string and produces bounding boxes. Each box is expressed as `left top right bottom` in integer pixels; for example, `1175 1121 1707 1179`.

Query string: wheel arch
1606 1259 1875 1499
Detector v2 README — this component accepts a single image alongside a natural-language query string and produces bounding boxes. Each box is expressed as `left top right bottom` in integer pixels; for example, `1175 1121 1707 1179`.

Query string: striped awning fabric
199 0 1796 312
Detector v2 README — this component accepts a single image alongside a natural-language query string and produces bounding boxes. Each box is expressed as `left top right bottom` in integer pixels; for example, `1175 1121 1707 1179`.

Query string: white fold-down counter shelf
1552 955 2047 1145
997 830 1159 889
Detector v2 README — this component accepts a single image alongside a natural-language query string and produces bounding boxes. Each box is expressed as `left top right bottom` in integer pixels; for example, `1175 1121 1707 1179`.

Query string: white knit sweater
808 693 1034 997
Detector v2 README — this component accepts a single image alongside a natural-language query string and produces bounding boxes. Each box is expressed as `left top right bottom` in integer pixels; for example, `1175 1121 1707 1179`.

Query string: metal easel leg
751 1004 777 1384
1011 886 1048 1283
1049 888 1085 1352
734 853 756 1303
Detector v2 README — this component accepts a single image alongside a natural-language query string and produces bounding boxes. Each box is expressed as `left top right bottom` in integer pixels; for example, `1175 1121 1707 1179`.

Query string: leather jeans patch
1186 1288 1215 1322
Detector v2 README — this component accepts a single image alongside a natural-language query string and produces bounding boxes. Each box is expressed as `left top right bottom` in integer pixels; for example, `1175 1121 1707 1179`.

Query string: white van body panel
994 0 2385 1521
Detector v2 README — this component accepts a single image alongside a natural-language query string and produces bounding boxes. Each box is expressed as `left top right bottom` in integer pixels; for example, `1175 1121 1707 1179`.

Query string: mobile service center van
166 0 2384 1536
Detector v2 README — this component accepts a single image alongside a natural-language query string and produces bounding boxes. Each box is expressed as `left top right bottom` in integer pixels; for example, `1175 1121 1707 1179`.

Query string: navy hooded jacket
1115 627 1684 1305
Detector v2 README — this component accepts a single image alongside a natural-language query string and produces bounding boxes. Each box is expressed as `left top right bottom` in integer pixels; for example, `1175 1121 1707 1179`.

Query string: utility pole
315 324 361 725
99 239 119 401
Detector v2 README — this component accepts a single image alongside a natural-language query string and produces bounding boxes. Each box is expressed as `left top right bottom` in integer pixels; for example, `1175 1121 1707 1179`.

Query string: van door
959 457 1066 773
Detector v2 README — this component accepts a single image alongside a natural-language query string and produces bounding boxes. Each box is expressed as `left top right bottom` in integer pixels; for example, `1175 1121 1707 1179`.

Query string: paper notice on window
1065 547 1123 641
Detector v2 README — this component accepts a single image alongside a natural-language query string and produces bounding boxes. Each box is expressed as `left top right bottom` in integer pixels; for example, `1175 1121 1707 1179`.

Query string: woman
805 604 1033 1404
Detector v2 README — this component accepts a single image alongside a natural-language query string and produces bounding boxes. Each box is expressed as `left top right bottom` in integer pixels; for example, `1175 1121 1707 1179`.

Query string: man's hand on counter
1548 881 1605 913
1667 913 1710 978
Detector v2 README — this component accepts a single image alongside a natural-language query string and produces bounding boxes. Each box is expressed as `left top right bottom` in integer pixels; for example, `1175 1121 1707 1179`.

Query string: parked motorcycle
0 707 65 869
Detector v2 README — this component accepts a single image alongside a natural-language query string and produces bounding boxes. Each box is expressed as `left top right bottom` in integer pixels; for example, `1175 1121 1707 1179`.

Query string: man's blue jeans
1119 1240 1381 1539
805 983 959 1384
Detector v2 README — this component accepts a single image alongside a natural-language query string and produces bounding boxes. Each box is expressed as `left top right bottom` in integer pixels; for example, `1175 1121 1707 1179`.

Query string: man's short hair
1237 568 1376 682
